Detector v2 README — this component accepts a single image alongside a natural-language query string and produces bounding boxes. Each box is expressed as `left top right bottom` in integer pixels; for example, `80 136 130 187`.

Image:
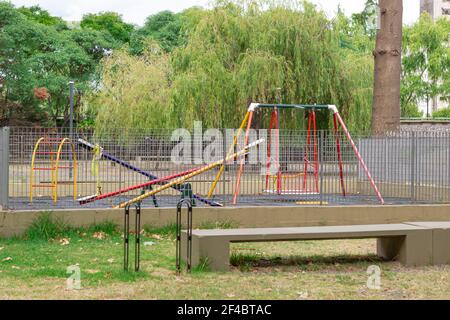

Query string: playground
1 0 450 303
3 104 450 212
1 103 450 300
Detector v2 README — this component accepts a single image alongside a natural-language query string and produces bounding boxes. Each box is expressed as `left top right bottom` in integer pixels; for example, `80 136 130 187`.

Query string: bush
401 103 423 118
25 212 70 240
25 212 119 240
432 107 450 118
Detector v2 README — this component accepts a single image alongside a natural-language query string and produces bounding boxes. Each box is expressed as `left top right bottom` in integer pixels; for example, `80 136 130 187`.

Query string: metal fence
2 126 450 210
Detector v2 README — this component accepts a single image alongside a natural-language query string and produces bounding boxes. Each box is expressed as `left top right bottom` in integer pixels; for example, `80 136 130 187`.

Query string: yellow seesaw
114 139 264 209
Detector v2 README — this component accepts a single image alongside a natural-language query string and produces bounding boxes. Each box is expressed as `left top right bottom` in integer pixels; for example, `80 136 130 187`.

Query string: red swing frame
264 109 321 195
206 103 383 205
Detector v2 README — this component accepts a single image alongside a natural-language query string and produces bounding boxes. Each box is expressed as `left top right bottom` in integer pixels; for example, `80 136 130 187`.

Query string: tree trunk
371 0 403 136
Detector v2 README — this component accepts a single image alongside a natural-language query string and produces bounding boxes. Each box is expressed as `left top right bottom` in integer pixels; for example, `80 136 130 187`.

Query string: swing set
207 103 384 205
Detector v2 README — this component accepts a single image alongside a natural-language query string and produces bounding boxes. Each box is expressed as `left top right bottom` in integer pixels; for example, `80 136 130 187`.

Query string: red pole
334 112 384 204
232 111 254 204
79 166 202 205
274 109 281 194
333 113 346 196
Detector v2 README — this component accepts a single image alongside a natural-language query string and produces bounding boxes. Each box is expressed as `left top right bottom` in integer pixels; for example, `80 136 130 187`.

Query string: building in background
420 0 450 20
417 0 450 116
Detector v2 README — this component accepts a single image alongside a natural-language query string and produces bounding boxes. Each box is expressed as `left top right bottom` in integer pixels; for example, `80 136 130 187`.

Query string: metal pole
69 81 75 179
319 130 324 205
411 132 416 202
222 128 227 205
0 127 10 210
447 133 450 203
124 206 130 271
69 81 74 137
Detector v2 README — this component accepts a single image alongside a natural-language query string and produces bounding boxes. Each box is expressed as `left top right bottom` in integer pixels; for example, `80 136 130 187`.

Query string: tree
0 2 113 126
130 11 177 54
17 5 68 30
91 43 172 134
93 1 375 134
401 14 450 117
80 12 134 44
372 0 403 136
168 1 374 132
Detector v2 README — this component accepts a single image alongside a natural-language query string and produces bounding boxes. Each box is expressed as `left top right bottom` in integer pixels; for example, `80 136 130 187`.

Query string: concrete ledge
1 204 450 238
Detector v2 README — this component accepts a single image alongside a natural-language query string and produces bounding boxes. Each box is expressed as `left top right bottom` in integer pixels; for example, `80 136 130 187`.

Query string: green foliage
0 1 115 125
432 107 450 119
350 0 378 39
23 212 120 241
130 8 205 54
401 104 423 118
401 13 450 113
90 1 374 134
25 212 70 240
144 223 178 239
80 11 134 44
168 0 374 133
17 5 68 30
198 220 237 229
337 6 375 53
137 10 182 53
86 221 119 236
92 43 172 133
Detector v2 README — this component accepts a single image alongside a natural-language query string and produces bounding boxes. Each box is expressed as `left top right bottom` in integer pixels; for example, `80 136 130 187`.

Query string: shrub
432 107 450 119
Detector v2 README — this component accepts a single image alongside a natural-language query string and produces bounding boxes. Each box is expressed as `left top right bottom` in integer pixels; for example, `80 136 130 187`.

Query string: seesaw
77 139 222 207
115 139 264 209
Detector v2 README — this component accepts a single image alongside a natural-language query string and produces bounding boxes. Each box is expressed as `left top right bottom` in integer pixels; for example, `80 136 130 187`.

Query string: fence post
0 127 10 210
410 132 416 202
222 128 227 206
448 133 450 203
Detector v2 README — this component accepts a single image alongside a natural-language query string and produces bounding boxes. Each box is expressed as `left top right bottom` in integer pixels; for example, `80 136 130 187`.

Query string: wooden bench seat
181 223 435 271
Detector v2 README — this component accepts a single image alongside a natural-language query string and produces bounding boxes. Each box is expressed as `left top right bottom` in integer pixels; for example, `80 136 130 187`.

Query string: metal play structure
207 103 385 205
77 138 223 207
113 139 264 209
30 137 77 203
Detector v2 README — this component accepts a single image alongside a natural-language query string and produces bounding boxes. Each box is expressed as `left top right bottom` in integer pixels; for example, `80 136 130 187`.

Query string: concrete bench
405 222 450 265
181 223 435 271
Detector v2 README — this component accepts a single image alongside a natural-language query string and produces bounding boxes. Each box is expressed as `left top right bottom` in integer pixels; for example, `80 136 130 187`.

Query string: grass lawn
0 213 449 299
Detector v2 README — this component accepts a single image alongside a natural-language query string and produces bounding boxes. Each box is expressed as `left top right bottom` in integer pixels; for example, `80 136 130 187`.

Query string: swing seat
263 172 319 195
263 189 320 195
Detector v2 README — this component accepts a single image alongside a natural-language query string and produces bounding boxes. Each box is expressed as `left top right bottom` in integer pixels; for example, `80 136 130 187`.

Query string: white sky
9 0 421 26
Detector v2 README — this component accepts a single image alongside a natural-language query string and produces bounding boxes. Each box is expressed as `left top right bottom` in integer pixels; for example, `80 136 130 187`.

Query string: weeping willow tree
170 0 373 133
92 0 374 134
91 42 172 135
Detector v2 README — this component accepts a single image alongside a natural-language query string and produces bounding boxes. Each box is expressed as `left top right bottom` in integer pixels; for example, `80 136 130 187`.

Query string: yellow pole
55 138 77 203
50 141 56 203
91 144 102 196
207 111 250 198
114 139 264 209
